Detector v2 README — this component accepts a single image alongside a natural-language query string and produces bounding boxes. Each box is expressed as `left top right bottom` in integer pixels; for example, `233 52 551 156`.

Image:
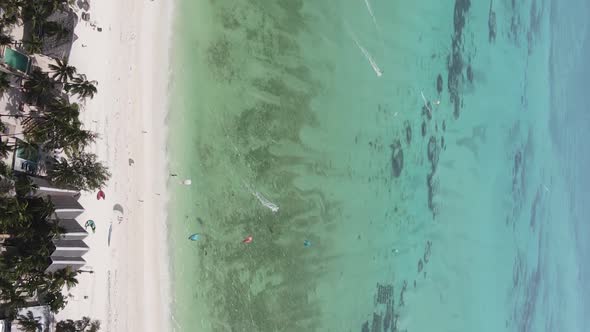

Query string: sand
53 1 173 331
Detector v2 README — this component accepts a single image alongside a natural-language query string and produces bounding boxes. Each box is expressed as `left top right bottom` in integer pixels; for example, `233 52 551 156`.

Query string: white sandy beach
54 0 173 331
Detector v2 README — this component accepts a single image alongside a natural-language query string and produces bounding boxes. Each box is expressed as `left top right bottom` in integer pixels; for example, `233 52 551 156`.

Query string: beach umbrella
242 235 253 244
188 233 200 241
304 240 312 247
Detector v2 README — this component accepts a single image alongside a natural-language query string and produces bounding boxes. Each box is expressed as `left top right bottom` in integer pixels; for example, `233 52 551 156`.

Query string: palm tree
24 116 97 153
0 0 24 25
0 33 13 46
65 74 97 100
0 71 11 97
50 266 79 290
13 172 38 197
23 69 56 104
0 140 13 159
0 196 29 231
23 34 43 54
47 152 110 191
0 172 15 196
44 289 67 313
0 287 27 317
22 99 97 152
17 311 42 332
49 58 77 83
56 317 101 332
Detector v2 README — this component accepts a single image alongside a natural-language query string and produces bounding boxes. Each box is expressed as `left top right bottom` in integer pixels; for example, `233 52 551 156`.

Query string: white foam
244 182 280 213
253 191 280 213
347 26 383 77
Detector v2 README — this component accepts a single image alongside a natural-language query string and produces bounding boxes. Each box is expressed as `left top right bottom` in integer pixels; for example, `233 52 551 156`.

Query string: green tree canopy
56 317 101 332
0 71 11 97
23 99 97 153
23 68 57 104
49 58 77 83
47 151 110 191
17 310 42 332
65 75 97 100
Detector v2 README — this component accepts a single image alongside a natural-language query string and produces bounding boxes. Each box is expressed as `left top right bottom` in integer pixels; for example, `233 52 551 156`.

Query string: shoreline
54 0 174 331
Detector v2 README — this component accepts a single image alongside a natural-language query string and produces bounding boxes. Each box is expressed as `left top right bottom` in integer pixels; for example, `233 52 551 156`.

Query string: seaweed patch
390 140 404 177
404 121 412 145
488 0 496 43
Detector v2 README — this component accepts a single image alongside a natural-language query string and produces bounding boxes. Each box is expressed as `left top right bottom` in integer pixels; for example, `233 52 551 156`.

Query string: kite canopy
85 220 96 233
96 190 105 200
188 233 200 241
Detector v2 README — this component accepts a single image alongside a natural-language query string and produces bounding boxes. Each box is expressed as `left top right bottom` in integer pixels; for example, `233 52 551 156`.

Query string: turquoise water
167 0 586 331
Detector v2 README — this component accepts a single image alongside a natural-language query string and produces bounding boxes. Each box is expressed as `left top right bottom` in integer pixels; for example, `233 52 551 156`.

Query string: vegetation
56 317 101 332
65 75 97 100
0 72 10 98
0 175 73 317
49 58 77 83
48 152 110 191
23 68 57 104
17 310 42 332
0 0 106 322
23 99 97 154
0 33 13 46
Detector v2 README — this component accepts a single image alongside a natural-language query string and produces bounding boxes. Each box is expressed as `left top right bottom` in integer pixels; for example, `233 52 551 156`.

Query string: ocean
167 0 588 331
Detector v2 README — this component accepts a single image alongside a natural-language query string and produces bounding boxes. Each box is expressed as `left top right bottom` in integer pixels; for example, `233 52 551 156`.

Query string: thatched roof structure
41 8 79 60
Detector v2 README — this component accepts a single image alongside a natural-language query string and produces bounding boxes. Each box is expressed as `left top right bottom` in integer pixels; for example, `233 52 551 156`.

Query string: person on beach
242 235 253 244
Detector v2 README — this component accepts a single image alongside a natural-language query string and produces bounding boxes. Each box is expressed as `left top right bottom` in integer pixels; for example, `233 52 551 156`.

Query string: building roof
53 239 88 249
49 194 83 211
51 239 89 257
56 218 87 235
30 176 80 197
45 256 85 273
41 8 79 60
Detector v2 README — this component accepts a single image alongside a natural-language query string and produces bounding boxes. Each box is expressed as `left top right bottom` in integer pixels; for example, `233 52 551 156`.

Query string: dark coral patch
467 64 474 83
427 136 440 170
405 121 412 145
390 140 404 178
424 240 432 263
488 0 497 42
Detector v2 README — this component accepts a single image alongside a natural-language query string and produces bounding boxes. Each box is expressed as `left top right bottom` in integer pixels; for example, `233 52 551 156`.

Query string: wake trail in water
213 114 280 214
244 182 280 213
420 91 433 113
345 23 383 77
363 0 379 31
